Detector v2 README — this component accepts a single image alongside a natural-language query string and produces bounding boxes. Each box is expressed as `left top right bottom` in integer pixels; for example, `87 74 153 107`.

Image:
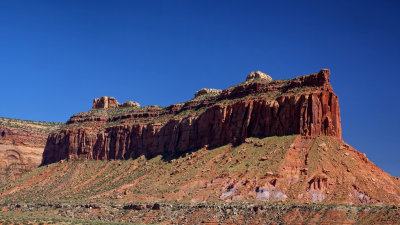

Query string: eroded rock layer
0 118 61 182
42 69 341 164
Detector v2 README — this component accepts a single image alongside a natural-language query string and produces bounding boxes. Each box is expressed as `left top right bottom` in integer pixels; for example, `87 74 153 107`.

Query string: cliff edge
1 69 399 206
42 69 341 164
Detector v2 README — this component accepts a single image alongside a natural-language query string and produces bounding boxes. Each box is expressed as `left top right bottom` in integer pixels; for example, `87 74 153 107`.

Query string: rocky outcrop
93 97 141 109
0 119 61 182
194 88 222 98
42 69 341 164
120 101 140 108
0 121 61 168
92 96 119 109
0 125 47 169
246 71 272 82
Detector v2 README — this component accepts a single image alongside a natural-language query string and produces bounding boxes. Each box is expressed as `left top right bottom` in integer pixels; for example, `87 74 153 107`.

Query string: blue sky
1 0 399 176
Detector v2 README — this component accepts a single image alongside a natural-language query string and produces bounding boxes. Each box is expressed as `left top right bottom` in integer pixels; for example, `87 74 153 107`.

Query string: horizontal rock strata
42 69 341 164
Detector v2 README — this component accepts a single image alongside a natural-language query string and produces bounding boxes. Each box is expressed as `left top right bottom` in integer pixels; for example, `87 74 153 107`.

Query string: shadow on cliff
157 142 240 163
39 138 244 166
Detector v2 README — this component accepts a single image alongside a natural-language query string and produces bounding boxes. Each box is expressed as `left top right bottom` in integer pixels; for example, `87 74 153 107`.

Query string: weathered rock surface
42 69 341 164
92 96 119 109
93 96 141 109
246 70 272 82
194 88 222 98
0 118 61 183
120 101 140 108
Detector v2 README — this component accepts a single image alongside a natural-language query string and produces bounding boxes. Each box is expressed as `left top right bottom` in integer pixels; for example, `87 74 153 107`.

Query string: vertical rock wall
42 88 341 164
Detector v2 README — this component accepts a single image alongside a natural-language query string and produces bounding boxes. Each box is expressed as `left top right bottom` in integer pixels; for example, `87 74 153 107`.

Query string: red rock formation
92 96 119 109
0 125 48 148
0 119 61 182
42 69 341 164
93 96 141 109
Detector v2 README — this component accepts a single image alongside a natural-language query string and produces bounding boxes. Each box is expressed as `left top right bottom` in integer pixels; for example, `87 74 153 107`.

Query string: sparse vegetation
0 117 63 133
0 135 296 204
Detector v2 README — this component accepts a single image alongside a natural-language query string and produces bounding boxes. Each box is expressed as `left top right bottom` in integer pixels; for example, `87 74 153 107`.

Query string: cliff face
42 69 341 164
0 118 61 183
2 69 400 207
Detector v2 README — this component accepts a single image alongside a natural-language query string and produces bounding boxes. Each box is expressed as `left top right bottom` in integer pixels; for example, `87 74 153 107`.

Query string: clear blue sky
1 0 399 176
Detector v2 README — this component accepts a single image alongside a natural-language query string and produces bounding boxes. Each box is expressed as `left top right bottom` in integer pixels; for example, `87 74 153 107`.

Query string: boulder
194 88 222 98
246 71 272 82
120 101 141 108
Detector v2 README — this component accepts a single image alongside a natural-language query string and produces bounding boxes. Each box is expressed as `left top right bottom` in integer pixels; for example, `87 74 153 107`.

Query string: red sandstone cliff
2 69 400 206
42 69 341 164
0 118 61 182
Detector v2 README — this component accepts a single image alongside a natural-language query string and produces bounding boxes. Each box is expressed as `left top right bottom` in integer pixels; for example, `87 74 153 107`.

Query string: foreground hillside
1 135 400 223
1 136 399 205
1 201 399 224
